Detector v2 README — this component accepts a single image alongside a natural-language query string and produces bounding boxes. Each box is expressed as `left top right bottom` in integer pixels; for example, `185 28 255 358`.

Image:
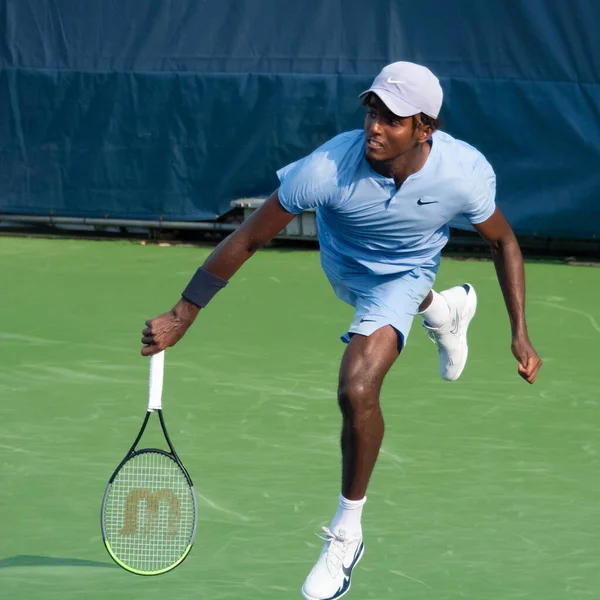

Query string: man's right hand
141 299 200 356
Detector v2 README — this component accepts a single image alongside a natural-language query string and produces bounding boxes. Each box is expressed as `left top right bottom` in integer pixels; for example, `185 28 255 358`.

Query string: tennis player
141 61 542 600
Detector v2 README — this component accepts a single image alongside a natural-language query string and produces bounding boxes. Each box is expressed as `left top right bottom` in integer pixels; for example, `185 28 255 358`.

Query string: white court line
195 490 252 522
0 444 33 454
533 301 600 334
389 570 432 589
0 332 63 345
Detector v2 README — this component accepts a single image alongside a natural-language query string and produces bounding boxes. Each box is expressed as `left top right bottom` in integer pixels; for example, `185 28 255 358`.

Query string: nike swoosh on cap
386 77 405 84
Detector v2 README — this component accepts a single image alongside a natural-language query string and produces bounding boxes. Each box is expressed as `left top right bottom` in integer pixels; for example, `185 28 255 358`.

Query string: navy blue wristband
181 267 228 308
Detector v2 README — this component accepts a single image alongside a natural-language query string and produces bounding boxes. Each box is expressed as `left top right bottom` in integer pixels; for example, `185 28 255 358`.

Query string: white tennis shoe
301 527 364 600
423 283 477 381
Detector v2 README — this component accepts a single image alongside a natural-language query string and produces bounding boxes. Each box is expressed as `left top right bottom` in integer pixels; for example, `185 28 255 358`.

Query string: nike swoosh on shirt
417 198 439 206
360 318 377 323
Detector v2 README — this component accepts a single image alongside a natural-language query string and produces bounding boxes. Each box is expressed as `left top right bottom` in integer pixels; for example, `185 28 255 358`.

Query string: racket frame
100 352 198 575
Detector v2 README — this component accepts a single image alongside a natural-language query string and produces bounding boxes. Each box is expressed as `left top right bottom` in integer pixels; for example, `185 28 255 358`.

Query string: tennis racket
101 351 198 575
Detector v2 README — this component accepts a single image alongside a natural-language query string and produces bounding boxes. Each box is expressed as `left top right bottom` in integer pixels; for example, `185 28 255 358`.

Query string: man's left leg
418 284 478 380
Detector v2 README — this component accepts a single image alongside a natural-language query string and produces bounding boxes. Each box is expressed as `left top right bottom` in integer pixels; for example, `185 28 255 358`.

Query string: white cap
359 61 443 119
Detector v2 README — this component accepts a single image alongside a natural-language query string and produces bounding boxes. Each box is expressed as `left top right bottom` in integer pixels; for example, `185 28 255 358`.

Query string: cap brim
359 87 420 117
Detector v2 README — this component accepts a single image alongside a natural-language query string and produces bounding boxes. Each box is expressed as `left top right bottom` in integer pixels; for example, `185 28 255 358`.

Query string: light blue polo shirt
276 129 496 278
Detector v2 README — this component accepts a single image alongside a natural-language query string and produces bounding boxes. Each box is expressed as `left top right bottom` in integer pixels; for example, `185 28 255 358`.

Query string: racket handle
148 351 165 411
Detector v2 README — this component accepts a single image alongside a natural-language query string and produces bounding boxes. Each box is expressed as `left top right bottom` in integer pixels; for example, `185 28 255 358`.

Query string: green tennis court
1 236 599 599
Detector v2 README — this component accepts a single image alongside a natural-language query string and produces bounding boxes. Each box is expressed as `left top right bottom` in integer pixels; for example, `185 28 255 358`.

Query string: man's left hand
511 334 542 384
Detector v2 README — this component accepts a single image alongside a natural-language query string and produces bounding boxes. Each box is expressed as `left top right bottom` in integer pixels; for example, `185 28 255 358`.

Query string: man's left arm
473 208 543 384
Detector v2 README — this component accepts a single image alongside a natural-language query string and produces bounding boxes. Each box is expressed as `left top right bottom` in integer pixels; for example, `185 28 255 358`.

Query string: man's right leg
338 325 400 500
302 325 401 600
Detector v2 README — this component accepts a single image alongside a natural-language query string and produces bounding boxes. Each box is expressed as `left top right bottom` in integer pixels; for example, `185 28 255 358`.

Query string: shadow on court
0 555 117 569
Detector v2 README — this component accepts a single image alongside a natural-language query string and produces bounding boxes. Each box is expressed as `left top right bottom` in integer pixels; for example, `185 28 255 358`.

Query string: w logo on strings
120 488 181 536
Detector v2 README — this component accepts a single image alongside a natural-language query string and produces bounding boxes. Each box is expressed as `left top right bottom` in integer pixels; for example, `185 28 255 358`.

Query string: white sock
330 494 366 537
419 290 450 328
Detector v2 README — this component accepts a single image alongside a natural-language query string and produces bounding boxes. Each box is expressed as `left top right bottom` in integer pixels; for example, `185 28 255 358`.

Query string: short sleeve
275 132 362 214
462 160 497 224
276 153 339 214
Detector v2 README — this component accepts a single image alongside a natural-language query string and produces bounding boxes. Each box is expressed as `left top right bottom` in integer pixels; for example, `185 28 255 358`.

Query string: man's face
363 94 428 162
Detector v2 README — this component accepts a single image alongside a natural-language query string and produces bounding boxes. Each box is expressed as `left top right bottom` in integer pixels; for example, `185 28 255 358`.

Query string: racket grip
148 351 165 411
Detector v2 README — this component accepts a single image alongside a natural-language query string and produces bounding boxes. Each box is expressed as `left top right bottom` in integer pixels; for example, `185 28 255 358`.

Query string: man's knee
338 379 381 420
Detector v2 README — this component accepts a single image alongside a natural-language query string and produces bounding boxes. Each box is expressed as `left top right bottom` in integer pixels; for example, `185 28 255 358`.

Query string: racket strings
103 451 195 573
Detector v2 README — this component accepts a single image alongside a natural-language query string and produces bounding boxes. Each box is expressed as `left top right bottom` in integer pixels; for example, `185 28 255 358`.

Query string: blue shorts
324 261 439 350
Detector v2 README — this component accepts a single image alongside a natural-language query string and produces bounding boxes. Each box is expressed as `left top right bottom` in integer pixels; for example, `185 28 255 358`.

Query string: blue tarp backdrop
1 0 599 238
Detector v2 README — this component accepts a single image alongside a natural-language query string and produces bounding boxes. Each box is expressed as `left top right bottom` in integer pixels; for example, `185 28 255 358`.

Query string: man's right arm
141 190 296 355
202 190 296 279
